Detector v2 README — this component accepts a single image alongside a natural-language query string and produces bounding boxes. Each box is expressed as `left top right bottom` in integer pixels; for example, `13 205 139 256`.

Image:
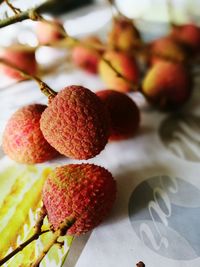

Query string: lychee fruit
149 36 188 65
36 19 65 45
40 85 110 159
72 36 103 74
108 16 141 52
0 44 37 80
99 50 139 93
142 61 192 110
170 24 200 54
2 104 58 164
97 90 140 140
42 164 117 235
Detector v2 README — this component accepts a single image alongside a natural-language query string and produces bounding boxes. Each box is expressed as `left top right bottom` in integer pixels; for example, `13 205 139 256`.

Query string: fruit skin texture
97 90 140 140
42 164 117 235
40 86 110 160
0 45 37 80
170 24 200 54
36 20 64 45
2 104 58 164
99 50 139 93
72 36 103 74
149 36 187 65
142 61 192 111
108 16 141 52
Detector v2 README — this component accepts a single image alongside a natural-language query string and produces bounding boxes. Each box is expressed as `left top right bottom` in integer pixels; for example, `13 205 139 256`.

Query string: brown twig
0 206 48 266
0 0 57 28
5 0 21 14
166 0 176 28
31 216 76 267
0 58 57 98
102 58 139 91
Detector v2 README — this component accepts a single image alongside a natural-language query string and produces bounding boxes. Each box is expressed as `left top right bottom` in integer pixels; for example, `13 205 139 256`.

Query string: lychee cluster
0 1 199 266
69 14 198 111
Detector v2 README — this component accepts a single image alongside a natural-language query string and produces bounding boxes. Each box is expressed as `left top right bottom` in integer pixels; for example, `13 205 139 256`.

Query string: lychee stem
31 232 59 267
5 0 21 15
0 58 57 98
0 206 48 266
166 0 176 28
0 230 50 266
102 58 140 92
31 216 76 267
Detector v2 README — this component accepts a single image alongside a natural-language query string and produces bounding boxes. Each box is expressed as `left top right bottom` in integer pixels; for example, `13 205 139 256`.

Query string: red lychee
36 20 65 45
108 16 141 52
149 36 187 65
2 104 58 164
97 90 140 140
42 164 117 235
40 85 110 160
170 24 200 54
99 50 139 93
142 61 192 110
72 36 103 74
0 44 37 80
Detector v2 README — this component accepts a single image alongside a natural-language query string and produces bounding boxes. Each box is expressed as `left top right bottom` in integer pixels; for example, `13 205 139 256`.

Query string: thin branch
0 0 56 28
166 0 175 27
5 0 21 15
0 206 48 266
0 230 50 266
31 231 60 267
102 58 139 91
0 58 57 98
31 216 76 267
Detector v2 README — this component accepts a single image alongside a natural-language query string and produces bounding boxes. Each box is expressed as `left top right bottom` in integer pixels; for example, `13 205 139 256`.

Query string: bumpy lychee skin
42 164 117 235
40 86 110 159
142 61 192 111
36 20 65 45
2 104 58 164
108 16 141 52
149 36 187 65
72 36 103 74
99 50 139 93
97 90 140 140
171 24 200 54
0 45 37 80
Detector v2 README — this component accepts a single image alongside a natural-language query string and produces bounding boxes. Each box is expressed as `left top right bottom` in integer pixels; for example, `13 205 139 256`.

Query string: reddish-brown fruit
108 16 141 52
2 104 58 164
36 20 65 45
142 61 192 110
42 164 117 235
149 36 188 65
97 90 140 140
99 50 139 93
170 24 200 54
0 45 37 80
40 86 110 159
72 36 103 74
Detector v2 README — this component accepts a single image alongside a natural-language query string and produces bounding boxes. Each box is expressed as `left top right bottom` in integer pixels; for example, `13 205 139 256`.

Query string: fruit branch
0 0 57 28
0 58 57 98
166 0 175 27
102 58 139 91
31 216 76 267
0 206 48 266
0 230 50 266
5 0 21 15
